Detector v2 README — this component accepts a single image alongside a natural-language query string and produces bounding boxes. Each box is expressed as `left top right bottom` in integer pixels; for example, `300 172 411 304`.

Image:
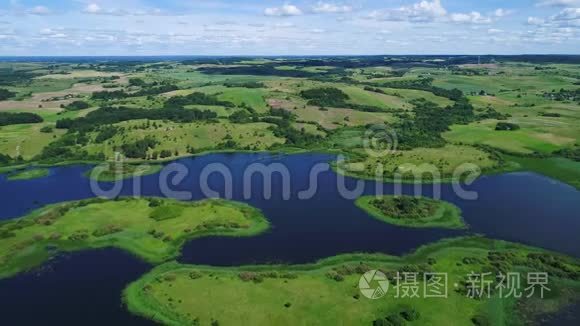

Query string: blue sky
0 0 578 55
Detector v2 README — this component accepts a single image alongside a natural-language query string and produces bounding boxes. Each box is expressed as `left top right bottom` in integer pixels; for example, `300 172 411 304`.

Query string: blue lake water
0 152 579 324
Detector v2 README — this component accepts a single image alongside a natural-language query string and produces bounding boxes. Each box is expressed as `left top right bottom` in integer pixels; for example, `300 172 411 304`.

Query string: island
355 195 466 229
0 197 269 279
6 168 50 181
123 237 580 326
85 163 164 181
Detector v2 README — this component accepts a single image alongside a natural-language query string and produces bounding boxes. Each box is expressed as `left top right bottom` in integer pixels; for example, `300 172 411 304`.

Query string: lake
0 152 579 324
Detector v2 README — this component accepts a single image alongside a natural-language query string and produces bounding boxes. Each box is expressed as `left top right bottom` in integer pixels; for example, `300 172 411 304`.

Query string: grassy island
355 195 466 229
0 197 269 279
85 163 164 181
6 168 50 181
124 237 580 326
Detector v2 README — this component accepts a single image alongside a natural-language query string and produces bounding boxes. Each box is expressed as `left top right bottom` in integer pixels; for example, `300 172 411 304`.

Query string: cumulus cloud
449 12 492 24
84 3 102 14
527 17 546 25
369 0 502 25
494 9 512 17
264 4 303 17
536 0 580 7
28 6 51 15
369 0 446 22
528 7 580 28
312 2 353 14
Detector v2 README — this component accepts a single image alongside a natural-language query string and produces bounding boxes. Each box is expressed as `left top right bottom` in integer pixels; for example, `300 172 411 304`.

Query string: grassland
505 155 580 189
6 168 49 181
124 237 580 326
444 120 575 154
355 195 465 229
84 120 285 161
0 197 269 279
341 145 497 182
0 58 578 188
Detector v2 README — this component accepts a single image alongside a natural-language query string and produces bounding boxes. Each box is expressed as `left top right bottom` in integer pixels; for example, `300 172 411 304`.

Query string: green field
85 163 163 181
1 59 577 189
124 237 580 326
355 195 465 229
444 120 575 154
0 197 269 279
505 155 580 189
84 120 285 161
342 145 497 182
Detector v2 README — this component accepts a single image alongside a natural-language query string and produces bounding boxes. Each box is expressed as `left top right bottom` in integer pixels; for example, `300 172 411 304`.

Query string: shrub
495 122 520 131
92 224 123 237
189 270 203 279
238 272 263 283
471 315 490 326
400 306 420 321
40 126 53 133
64 101 90 111
385 314 406 326
325 271 345 282
0 112 43 126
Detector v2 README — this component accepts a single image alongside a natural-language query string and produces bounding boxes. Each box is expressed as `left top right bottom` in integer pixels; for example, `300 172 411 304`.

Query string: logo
359 270 389 299
363 124 398 158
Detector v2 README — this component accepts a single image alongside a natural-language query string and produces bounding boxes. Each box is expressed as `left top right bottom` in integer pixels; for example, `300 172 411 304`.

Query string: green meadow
0 197 269 279
124 237 580 326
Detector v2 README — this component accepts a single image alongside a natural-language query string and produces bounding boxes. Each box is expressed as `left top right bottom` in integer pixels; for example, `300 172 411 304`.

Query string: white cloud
312 2 352 14
488 28 503 34
552 7 580 21
274 22 296 28
449 11 492 24
84 3 101 14
527 17 546 25
370 0 446 22
29 6 51 15
264 4 303 17
536 0 580 7
494 9 511 17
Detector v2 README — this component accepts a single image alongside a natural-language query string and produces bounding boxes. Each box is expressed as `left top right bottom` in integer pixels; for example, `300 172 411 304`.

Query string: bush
40 126 53 133
0 112 43 126
325 271 345 282
471 315 490 326
238 272 263 283
92 224 123 237
64 101 90 111
400 306 420 321
385 314 406 326
495 122 520 131
0 88 16 101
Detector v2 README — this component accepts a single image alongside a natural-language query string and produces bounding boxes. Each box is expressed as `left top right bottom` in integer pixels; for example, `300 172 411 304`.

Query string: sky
0 0 578 56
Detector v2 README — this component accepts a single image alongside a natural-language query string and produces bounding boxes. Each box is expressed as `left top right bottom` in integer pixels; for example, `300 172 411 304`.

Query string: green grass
341 145 497 182
6 168 49 181
505 155 580 189
355 195 466 229
0 197 269 279
85 163 163 181
123 236 580 326
443 121 572 154
0 123 66 159
84 119 285 161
